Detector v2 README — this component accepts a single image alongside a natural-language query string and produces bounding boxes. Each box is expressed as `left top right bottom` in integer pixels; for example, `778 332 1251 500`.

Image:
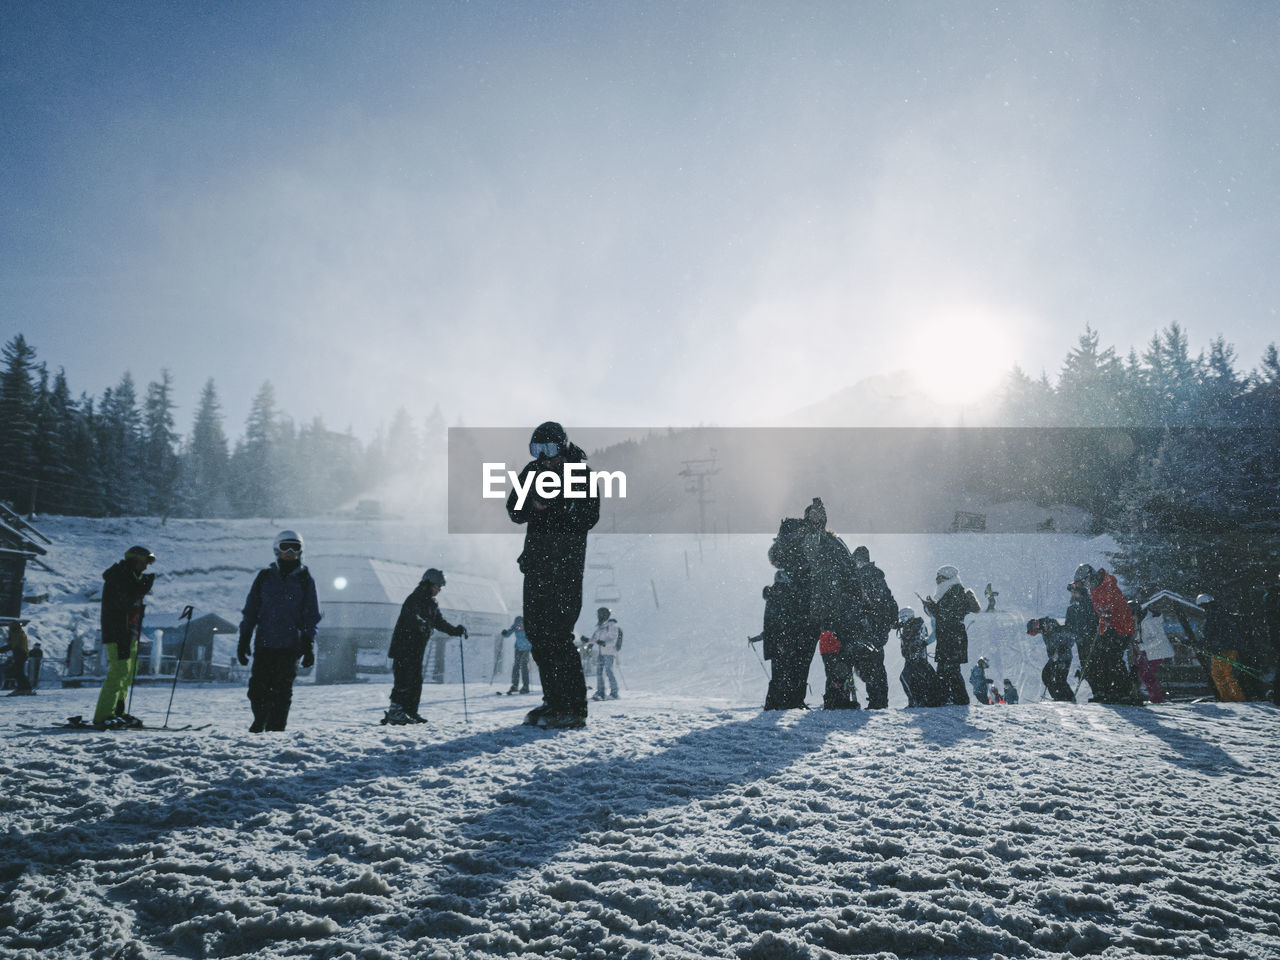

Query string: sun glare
910 309 1020 408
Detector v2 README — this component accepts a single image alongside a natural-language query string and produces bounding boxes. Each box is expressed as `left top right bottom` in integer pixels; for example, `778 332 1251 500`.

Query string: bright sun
910 309 1021 407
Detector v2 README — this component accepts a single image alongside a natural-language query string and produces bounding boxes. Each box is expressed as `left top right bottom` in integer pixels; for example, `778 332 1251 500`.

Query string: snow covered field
3 517 1279 958
3 686 1278 959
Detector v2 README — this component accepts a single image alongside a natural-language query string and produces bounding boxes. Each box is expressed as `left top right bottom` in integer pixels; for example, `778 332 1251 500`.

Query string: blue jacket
239 563 322 653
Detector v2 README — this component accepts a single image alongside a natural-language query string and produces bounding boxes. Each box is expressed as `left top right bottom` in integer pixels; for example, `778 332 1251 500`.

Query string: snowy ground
2 684 1278 960
3 516 1279 958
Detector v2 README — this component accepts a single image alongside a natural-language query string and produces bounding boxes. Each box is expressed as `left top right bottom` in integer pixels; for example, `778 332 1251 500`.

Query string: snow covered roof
1142 589 1205 621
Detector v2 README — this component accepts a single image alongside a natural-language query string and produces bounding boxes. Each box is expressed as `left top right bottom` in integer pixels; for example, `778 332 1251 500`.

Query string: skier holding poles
383 568 467 725
92 545 156 728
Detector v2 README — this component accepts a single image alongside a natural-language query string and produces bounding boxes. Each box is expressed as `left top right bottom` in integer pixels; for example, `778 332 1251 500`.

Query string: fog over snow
3 517 1278 959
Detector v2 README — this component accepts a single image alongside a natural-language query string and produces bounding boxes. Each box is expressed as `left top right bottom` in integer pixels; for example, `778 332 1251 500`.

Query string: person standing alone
237 530 321 732
588 606 623 701
383 568 466 724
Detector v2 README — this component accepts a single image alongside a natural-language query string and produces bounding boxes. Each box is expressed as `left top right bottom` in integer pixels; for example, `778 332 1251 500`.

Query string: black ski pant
523 562 588 717
901 659 942 707
936 660 970 705
391 650 426 716
1088 631 1133 702
820 650 858 708
765 633 816 710
248 648 299 731
1042 659 1075 701
846 640 890 709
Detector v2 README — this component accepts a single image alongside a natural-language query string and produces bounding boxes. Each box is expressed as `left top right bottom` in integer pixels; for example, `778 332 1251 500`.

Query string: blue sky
2 1 1277 438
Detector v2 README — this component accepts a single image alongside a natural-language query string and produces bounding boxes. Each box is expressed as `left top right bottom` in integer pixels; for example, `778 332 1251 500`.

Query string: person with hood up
238 530 322 732
845 544 897 709
502 615 532 695
587 606 623 701
1002 679 1019 704
1073 563 1137 704
922 564 981 705
384 568 467 724
797 498 860 709
1196 593 1246 702
760 567 812 710
507 422 600 729
92 545 156 726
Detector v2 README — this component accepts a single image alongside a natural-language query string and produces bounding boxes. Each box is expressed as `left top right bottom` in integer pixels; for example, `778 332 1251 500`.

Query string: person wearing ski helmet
502 614 533 695
587 606 623 701
237 530 322 732
795 497 860 710
922 564 981 705
92 545 156 727
1064 579 1098 695
507 421 600 729
1195 593 1247 702
1073 563 1137 703
383 568 467 724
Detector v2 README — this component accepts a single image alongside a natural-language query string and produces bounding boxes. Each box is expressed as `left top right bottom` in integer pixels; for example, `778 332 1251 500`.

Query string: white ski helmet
1195 593 1214 606
273 530 303 557
897 607 916 623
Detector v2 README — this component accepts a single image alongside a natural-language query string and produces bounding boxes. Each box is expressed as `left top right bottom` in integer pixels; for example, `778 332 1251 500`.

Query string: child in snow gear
1002 679 1019 704
502 615 532 694
845 545 897 709
587 606 623 700
1026 617 1076 701
507 422 600 729
969 657 993 704
760 568 812 710
238 531 321 732
1196 594 1246 702
896 607 942 707
93 545 155 727
384 569 467 724
922 565 980 705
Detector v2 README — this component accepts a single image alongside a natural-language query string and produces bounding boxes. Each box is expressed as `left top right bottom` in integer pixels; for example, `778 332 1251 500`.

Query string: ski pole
458 632 469 723
747 636 771 681
163 606 194 729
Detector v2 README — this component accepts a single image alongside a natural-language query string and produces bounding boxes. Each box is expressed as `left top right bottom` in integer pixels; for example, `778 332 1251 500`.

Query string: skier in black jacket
761 569 811 709
383 568 467 725
845 545 897 709
507 422 600 729
92 545 155 727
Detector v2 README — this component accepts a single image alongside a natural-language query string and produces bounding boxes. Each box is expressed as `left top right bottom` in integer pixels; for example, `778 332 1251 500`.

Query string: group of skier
69 418 1280 730
757 502 1278 710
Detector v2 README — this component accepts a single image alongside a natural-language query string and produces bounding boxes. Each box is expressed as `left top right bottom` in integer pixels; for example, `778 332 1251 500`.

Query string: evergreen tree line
0 334 446 519
986 322 1280 620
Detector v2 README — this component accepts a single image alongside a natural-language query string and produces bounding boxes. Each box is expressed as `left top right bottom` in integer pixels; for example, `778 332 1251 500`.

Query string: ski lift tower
679 449 719 539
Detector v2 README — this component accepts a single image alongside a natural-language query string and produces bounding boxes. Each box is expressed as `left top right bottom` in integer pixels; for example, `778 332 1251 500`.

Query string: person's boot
523 702 552 726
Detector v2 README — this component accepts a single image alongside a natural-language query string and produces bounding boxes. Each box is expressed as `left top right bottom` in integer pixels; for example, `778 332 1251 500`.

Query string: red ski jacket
1089 570 1134 637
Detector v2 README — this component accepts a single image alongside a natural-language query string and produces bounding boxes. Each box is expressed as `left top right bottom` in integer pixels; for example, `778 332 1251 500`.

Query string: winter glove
461 626 468 639
237 639 251 666
300 648 315 669
140 572 156 592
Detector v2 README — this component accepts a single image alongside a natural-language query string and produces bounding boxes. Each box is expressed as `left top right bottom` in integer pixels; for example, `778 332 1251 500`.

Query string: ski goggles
276 541 302 555
529 441 560 459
